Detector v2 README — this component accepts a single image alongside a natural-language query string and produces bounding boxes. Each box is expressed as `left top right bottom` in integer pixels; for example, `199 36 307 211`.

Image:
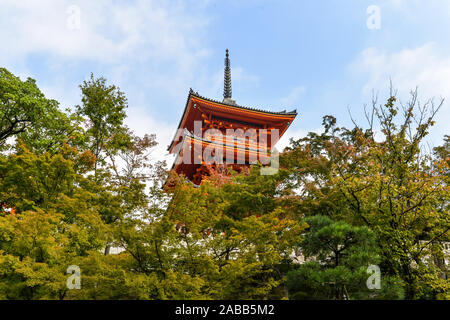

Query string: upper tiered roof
167 89 297 152
167 50 298 153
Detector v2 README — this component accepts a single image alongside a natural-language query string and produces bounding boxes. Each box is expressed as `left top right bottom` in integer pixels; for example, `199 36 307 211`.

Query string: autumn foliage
0 68 448 299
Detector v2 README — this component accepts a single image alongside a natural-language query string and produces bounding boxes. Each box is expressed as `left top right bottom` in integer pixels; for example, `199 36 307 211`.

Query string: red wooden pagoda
168 49 297 185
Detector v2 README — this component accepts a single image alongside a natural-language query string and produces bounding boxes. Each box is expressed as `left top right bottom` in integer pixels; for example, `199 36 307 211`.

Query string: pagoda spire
223 49 235 104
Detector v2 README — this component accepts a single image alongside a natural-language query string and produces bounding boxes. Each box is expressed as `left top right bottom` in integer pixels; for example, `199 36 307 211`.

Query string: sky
1 0 449 166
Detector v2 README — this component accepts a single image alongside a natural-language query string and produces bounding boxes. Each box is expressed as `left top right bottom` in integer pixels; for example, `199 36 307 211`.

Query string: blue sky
1 0 449 163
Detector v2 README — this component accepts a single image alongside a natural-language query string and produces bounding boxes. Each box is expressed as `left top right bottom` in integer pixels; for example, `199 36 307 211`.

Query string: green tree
76 74 129 173
282 90 449 299
0 68 62 148
286 215 404 299
0 144 108 299
107 168 305 299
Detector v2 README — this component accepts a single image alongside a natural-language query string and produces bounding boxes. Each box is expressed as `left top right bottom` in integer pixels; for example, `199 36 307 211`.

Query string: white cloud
280 86 306 107
0 0 218 157
0 0 214 104
125 106 175 168
0 0 209 63
385 0 450 13
351 43 450 98
350 42 450 145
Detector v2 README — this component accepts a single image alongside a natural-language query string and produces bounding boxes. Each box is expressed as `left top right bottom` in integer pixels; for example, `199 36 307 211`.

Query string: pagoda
167 49 297 185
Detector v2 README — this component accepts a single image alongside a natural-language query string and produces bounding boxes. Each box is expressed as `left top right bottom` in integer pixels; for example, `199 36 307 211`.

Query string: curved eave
170 135 271 173
191 91 297 117
167 89 298 152
187 135 271 154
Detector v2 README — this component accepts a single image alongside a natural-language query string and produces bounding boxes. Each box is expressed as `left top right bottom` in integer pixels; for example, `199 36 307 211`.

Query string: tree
76 73 129 174
282 89 450 299
434 135 449 177
0 70 160 299
0 143 108 299
109 168 305 299
286 215 404 299
1 67 448 300
0 68 61 148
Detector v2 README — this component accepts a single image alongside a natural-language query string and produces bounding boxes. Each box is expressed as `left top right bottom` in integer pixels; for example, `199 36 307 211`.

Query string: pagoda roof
168 129 271 181
189 89 297 116
167 89 298 152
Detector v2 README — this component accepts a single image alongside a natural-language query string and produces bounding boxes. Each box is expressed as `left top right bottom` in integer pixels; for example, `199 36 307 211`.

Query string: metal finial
223 49 232 100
